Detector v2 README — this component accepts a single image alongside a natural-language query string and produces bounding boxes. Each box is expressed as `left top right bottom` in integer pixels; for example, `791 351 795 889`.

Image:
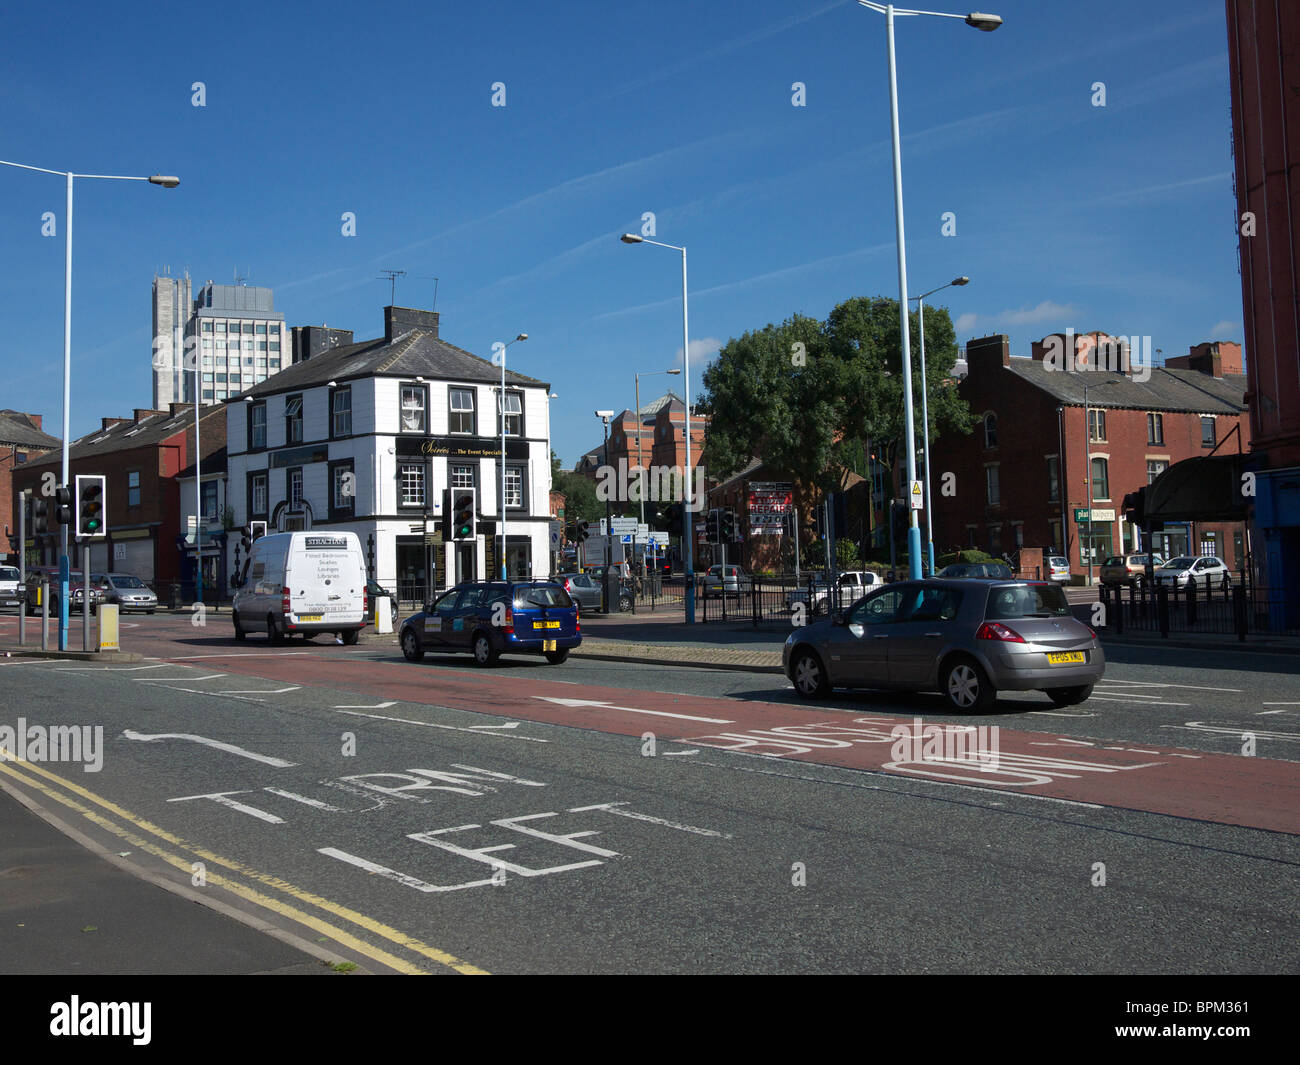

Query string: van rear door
288 534 365 623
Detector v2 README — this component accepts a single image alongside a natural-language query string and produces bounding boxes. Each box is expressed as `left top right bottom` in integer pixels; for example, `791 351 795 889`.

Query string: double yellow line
0 756 488 975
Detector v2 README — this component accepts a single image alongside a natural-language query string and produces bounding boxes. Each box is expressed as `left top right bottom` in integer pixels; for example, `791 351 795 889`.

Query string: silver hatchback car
783 578 1105 712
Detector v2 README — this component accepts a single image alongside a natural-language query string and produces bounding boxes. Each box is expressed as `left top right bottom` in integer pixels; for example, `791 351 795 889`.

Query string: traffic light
721 508 739 544
75 475 106 538
706 508 721 544
33 497 49 536
441 488 453 541
53 485 73 526
250 520 267 540
665 503 684 538
890 500 909 543
576 519 589 542
451 489 476 541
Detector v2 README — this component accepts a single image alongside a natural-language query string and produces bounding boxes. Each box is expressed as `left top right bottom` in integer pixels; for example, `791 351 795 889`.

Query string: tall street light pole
596 410 616 611
620 234 697 621
496 333 528 579
633 367 681 525
912 275 969 576
856 3 1001 580
0 160 179 649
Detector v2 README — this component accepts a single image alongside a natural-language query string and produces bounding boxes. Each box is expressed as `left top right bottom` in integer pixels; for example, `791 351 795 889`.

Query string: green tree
552 469 601 525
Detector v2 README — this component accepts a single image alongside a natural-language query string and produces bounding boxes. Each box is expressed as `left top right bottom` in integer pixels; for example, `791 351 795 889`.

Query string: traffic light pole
81 538 90 652
17 490 26 646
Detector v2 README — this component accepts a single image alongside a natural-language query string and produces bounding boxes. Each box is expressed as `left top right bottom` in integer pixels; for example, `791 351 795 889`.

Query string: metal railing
1097 570 1300 639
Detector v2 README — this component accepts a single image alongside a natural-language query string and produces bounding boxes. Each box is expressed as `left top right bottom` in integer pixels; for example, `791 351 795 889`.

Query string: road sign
1074 508 1090 522
610 517 637 534
647 538 659 551
549 520 563 547
636 522 649 541
909 480 924 510
620 534 633 544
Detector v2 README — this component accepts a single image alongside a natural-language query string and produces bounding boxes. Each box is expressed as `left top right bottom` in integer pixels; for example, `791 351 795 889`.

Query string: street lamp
596 409 616 611
911 275 969 576
0 159 179 649
495 333 528 579
620 233 697 621
633 368 681 525
855 2 1001 580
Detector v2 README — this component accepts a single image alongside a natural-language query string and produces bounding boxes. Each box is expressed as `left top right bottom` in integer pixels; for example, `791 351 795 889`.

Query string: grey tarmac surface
1 643 1297 975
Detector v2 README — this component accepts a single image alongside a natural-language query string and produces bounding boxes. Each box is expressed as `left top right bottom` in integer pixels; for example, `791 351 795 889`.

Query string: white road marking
55 664 171 672
332 701 396 709
569 802 732 838
262 788 342 811
663 749 701 756
167 791 285 824
163 652 314 660
220 686 300 694
122 729 298 766
1085 695 1191 706
137 673 227 683
1164 722 1300 741
1262 702 1300 706
331 708 547 742
533 696 733 724
1096 680 1242 692
1258 709 1291 715
318 848 495 893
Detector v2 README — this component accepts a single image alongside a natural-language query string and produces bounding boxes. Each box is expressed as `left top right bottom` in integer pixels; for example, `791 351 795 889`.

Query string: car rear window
513 585 574 609
984 583 1071 619
1104 557 1122 566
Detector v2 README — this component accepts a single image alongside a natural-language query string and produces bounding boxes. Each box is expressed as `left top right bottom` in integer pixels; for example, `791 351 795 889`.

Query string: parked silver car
783 578 1105 712
0 565 21 608
94 573 158 613
703 564 752 598
1155 555 1232 589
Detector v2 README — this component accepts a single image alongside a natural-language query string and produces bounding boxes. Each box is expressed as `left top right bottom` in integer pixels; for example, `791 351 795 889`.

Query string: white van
232 532 367 644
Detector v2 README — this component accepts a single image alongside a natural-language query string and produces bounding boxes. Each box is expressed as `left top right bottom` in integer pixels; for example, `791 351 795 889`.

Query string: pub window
285 394 303 444
449 387 475 434
400 384 427 433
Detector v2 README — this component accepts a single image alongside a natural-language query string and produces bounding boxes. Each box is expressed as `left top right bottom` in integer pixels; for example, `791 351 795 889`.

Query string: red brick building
0 410 59 562
13 404 226 583
928 334 1250 580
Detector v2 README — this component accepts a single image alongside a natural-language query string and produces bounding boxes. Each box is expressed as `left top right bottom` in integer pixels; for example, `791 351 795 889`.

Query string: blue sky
0 0 1238 467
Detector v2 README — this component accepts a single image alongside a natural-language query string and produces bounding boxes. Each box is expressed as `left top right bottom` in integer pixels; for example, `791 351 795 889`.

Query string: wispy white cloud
995 301 1080 326
954 312 979 333
589 242 895 323
1074 172 1230 208
1207 320 1241 339
673 337 723 369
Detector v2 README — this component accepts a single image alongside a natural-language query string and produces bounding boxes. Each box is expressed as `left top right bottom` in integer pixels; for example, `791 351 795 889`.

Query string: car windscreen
1161 557 1195 569
0 567 18 581
110 575 147 588
514 585 574 609
984 583 1071 619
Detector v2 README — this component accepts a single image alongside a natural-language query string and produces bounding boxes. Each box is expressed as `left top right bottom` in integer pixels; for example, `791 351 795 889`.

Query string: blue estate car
399 580 581 666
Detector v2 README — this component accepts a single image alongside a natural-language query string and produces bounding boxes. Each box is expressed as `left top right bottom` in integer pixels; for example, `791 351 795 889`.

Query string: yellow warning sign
909 480 923 510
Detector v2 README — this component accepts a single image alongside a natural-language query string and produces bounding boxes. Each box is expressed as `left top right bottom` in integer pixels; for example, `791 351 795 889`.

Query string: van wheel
942 655 995 713
544 649 569 664
233 612 246 641
267 614 285 645
401 629 424 662
340 629 359 646
472 632 499 667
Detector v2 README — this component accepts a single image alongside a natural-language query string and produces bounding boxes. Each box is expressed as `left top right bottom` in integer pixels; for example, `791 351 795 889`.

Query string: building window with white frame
499 391 523 437
332 462 355 512
288 468 304 511
449 387 475 434
251 472 267 516
1147 412 1164 445
400 384 427 433
983 412 998 448
331 386 352 437
285 394 303 444
450 463 475 489
399 464 426 509
1147 459 1168 484
503 465 524 510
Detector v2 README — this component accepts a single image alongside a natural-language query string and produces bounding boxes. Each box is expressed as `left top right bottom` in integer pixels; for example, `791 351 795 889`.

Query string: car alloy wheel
943 657 994 713
401 629 424 661
472 633 498 667
791 650 829 698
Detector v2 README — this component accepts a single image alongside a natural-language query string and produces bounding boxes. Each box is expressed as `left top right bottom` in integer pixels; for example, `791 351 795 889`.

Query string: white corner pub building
225 306 553 599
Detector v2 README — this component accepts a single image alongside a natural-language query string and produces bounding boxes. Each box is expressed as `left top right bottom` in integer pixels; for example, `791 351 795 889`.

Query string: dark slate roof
233 328 547 400
176 446 227 481
0 410 59 449
22 406 225 468
1004 360 1246 414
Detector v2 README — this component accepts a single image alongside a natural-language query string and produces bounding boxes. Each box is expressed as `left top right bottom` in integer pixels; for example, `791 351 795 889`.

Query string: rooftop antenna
379 269 406 305
416 276 440 313
234 267 250 286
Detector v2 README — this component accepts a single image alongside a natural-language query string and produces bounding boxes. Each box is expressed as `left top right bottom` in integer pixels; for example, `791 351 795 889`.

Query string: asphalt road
1 611 1297 974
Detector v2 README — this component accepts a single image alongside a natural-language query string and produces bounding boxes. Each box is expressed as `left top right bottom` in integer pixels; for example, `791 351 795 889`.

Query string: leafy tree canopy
699 296 973 493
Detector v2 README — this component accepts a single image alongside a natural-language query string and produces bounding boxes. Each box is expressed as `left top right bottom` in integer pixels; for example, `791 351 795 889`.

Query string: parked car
783 578 1105 712
232 531 368 643
1047 556 1071 583
936 561 1014 579
1100 553 1164 587
365 579 400 627
1155 555 1232 590
787 570 884 614
399 580 581 666
24 566 105 616
561 569 634 611
0 565 21 609
93 573 158 613
703 564 753 598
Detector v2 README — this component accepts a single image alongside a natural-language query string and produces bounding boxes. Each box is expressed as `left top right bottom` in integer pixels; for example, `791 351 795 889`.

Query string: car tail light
281 586 291 614
1086 626 1098 639
502 607 514 634
976 621 1025 643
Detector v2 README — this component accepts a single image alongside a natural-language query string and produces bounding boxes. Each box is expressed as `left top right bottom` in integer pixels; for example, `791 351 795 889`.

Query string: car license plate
298 614 323 622
1047 651 1085 665
543 639 557 651
533 620 561 629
